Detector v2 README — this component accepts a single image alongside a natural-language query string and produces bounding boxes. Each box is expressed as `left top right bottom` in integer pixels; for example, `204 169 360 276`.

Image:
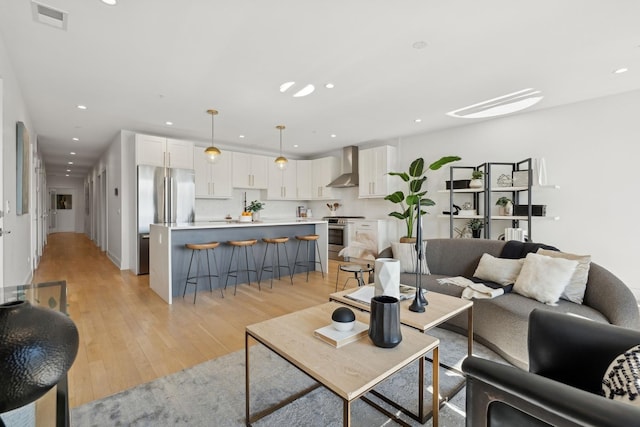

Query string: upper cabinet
135 134 194 169
194 149 233 199
358 145 397 198
311 156 339 200
296 159 313 200
267 160 298 200
232 152 269 189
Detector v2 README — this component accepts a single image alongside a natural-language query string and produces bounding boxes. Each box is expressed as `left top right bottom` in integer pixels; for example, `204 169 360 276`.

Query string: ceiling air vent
31 2 68 30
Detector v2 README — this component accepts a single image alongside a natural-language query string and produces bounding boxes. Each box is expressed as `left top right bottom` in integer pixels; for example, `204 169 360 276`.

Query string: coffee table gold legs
433 347 439 426
343 400 351 426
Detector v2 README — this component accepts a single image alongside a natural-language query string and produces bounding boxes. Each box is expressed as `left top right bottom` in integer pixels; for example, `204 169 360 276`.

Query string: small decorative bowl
332 307 356 332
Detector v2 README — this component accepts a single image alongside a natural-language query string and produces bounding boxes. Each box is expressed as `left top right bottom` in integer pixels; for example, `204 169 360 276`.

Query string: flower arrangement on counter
247 200 265 212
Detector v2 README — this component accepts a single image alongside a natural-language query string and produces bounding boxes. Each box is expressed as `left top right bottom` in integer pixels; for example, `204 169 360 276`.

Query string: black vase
0 300 79 413
472 229 482 238
368 295 402 348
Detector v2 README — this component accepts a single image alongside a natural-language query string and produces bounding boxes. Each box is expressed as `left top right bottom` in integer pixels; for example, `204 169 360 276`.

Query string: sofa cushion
537 248 591 305
473 253 524 285
513 253 578 305
391 241 430 274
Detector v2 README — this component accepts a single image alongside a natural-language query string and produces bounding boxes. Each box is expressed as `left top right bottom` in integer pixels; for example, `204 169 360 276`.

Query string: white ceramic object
332 320 355 332
374 258 400 299
238 215 252 223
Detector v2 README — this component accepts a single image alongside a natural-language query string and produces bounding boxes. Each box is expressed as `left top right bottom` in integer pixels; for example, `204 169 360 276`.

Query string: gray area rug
71 328 508 426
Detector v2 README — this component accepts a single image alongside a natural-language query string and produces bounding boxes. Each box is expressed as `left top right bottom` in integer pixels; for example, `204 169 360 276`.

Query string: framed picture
16 122 30 215
56 194 72 210
512 170 530 187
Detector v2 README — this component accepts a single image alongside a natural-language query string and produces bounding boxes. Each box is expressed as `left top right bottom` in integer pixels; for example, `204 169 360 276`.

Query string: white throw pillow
391 241 430 274
513 253 578 305
602 344 640 407
473 253 524 285
537 248 591 304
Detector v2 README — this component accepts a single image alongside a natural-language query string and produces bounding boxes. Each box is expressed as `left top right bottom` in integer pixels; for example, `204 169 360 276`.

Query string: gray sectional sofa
378 238 640 369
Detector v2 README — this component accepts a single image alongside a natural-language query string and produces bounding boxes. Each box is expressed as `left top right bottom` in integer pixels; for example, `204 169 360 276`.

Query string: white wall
47 176 85 233
312 90 640 298
0 32 35 285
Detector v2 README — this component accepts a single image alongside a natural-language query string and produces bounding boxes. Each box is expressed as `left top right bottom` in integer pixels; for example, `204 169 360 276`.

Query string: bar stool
183 242 222 303
291 234 325 282
259 237 293 287
335 263 374 291
225 239 259 295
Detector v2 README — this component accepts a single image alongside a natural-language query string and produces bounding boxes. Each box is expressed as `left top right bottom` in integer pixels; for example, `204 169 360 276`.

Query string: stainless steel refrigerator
137 165 195 274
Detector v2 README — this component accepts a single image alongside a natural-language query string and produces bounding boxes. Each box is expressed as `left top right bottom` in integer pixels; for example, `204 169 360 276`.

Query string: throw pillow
513 253 578 305
391 241 430 274
602 344 640 406
472 253 524 286
537 248 591 304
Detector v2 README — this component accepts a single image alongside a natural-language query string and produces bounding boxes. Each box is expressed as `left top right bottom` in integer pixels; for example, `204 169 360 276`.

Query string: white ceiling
1 1 639 178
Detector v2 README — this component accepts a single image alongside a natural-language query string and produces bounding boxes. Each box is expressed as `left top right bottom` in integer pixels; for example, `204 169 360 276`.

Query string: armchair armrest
528 309 640 394
462 356 640 427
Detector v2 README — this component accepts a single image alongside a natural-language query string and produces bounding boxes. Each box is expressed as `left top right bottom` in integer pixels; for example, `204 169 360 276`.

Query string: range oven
323 216 364 260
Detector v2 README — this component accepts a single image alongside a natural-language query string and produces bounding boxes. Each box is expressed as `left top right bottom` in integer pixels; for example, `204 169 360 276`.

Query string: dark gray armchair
462 309 640 427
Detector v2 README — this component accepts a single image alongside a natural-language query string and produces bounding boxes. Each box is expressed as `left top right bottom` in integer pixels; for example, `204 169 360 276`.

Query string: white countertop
151 218 327 231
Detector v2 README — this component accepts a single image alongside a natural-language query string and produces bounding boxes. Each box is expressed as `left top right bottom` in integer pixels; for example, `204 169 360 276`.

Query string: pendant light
204 109 221 163
274 125 288 170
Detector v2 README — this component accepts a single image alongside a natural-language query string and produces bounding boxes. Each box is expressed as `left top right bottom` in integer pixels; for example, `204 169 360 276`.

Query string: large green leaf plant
384 156 461 238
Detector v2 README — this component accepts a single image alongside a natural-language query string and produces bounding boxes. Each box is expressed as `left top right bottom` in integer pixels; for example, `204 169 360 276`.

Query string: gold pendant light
204 109 221 163
275 125 288 170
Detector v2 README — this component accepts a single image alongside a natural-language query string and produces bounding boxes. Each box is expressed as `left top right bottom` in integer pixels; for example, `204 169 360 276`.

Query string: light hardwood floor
33 233 354 408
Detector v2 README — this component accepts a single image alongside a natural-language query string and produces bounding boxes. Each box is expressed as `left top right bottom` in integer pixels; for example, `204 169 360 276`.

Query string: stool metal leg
224 246 237 295
208 248 223 298
291 240 302 280
281 243 293 285
315 240 325 279
184 249 196 299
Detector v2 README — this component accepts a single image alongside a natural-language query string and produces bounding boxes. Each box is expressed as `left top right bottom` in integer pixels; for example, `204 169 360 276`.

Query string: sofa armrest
583 263 640 328
462 356 640 427
528 309 640 394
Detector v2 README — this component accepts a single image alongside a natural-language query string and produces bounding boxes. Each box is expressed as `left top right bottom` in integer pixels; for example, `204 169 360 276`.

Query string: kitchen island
149 219 328 303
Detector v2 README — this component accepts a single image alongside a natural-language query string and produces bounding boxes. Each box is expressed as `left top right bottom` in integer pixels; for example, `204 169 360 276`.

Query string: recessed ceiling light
77 105 87 110
239 135 245 139
293 144 299 148
325 83 335 89
72 137 79 141
68 161 73 165
66 169 71 172
165 121 173 126
412 41 428 49
293 84 315 98
447 88 543 119
414 118 422 123
65 174 69 177
70 152 76 155
330 134 337 138
101 0 117 5
280 81 295 93
613 67 629 74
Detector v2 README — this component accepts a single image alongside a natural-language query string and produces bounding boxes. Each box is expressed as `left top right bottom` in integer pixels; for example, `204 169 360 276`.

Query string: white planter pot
469 179 483 189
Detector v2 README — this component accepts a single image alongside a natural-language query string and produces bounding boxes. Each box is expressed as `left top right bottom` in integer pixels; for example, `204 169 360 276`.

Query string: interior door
0 79 4 286
49 189 58 233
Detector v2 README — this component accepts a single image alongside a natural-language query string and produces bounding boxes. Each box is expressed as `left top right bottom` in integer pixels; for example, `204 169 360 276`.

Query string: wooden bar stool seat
259 237 293 287
183 241 222 303
225 239 259 295
291 234 325 282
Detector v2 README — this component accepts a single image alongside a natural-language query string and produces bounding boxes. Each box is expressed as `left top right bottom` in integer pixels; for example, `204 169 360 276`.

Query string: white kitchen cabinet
346 219 392 261
267 160 297 200
358 145 397 198
232 152 269 189
296 159 313 200
311 156 339 200
135 134 194 169
194 147 233 199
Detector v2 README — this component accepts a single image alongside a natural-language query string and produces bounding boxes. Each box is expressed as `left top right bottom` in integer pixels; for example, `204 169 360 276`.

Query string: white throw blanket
437 276 506 300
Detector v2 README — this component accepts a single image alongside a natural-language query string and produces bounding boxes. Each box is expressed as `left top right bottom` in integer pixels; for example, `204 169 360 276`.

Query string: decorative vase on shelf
535 157 548 186
472 229 482 238
0 300 79 414
469 179 483 189
505 201 513 216
368 296 402 348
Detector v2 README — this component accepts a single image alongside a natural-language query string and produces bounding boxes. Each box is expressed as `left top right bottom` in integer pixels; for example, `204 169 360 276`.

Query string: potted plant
495 196 514 216
467 218 484 238
247 200 265 222
385 156 461 241
469 170 484 188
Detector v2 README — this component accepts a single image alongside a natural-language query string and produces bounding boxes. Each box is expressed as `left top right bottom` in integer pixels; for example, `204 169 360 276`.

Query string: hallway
33 233 338 407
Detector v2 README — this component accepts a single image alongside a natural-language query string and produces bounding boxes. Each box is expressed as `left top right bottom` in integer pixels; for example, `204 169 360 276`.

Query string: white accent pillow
391 241 430 274
602 344 640 406
473 253 524 285
537 248 591 305
513 253 578 305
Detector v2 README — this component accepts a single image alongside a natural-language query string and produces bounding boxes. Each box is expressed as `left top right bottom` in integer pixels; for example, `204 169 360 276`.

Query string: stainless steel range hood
327 146 359 188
